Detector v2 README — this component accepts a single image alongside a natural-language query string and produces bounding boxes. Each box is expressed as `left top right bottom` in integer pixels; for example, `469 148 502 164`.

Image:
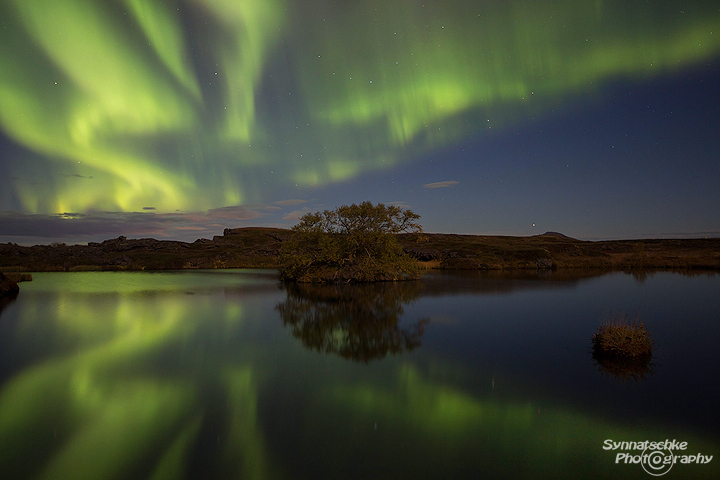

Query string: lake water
0 269 718 479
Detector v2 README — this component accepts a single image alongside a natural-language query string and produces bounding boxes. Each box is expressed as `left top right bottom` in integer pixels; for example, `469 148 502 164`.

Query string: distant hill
538 231 576 240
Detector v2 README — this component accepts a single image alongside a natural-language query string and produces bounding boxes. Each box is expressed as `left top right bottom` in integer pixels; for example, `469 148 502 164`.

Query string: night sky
1 0 719 245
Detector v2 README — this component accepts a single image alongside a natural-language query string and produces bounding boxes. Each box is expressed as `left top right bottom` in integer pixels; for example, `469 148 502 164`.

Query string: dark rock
108 255 132 266
535 258 554 269
0 272 20 296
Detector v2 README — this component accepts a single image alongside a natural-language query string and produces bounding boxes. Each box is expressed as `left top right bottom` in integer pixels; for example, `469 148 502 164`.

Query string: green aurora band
0 0 718 213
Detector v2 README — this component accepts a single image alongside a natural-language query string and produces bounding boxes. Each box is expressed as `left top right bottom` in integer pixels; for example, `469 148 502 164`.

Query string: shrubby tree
279 201 422 282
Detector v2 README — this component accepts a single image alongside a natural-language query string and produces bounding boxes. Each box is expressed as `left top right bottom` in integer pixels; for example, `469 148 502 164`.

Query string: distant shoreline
1 227 719 272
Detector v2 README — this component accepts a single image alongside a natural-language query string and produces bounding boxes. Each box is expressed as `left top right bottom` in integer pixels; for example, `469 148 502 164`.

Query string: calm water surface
0 269 718 479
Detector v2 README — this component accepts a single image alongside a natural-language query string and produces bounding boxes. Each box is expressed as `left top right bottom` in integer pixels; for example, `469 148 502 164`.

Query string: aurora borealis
1 0 719 243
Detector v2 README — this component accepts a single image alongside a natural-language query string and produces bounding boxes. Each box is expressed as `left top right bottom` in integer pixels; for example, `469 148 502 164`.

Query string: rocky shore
0 272 20 297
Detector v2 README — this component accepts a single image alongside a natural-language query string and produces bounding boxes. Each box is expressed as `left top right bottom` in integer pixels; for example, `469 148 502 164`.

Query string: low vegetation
279 202 422 283
591 314 654 381
592 314 653 358
1 227 719 273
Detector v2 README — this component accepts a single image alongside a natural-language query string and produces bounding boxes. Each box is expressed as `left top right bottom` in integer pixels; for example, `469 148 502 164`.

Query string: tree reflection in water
277 282 429 362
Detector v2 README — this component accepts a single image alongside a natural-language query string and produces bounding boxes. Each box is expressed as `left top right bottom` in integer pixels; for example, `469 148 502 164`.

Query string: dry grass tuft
417 259 442 270
592 314 653 358
591 313 654 381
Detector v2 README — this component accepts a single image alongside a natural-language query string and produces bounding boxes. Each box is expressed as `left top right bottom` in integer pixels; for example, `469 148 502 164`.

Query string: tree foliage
279 202 423 283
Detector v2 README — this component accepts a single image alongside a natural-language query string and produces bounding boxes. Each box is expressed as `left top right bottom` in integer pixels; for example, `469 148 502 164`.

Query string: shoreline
1 228 719 273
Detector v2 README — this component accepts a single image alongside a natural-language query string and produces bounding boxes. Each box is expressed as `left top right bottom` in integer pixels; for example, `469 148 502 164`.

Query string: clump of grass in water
591 313 654 381
592 314 653 358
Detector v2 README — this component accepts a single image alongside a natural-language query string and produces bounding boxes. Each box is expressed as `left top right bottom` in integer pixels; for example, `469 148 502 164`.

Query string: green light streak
195 0 286 142
38 381 194 480
222 368 275 480
297 1 720 147
321 363 719 478
0 297 197 478
0 1 203 212
0 274 270 478
124 0 202 100
0 1 718 212
11 0 197 135
1 272 718 477
148 415 204 480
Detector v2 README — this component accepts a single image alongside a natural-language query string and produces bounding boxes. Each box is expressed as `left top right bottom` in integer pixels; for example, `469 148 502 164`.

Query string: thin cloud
424 180 459 189
238 203 282 211
274 199 308 206
0 211 166 238
205 206 264 221
56 173 94 179
0 206 264 245
283 210 307 221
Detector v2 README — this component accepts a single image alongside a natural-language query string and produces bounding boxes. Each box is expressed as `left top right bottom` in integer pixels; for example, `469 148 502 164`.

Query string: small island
278 202 422 283
592 315 654 381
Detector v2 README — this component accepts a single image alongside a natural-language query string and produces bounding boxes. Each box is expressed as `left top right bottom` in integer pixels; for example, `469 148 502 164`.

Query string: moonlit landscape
1 0 718 244
1 2 720 480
